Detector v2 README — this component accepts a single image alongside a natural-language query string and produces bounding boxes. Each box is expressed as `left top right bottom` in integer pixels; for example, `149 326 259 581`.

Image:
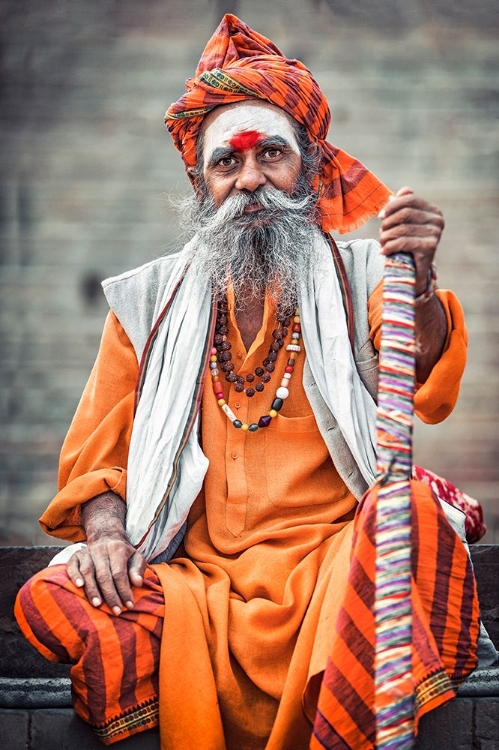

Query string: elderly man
15 15 485 750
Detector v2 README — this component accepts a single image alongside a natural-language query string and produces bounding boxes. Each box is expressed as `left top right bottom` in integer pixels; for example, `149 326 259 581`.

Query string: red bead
292 324 301 332
285 366 294 373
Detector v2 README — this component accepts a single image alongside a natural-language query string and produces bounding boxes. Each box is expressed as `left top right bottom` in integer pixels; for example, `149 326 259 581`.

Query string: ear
187 165 199 189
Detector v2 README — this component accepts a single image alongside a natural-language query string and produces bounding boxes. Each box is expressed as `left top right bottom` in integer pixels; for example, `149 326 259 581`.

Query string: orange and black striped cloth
165 14 392 234
15 481 479 748
311 482 480 749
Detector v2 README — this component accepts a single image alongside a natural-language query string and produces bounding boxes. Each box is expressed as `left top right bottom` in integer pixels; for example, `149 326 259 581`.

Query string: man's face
199 101 303 211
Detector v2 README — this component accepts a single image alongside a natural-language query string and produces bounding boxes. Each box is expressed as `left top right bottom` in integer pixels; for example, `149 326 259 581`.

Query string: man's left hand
379 186 444 294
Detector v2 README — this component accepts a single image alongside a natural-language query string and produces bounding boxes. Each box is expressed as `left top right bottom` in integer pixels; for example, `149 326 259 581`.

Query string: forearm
414 293 447 383
82 491 127 543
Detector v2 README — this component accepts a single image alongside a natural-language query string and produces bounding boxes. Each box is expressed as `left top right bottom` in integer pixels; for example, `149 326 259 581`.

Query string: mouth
243 203 263 214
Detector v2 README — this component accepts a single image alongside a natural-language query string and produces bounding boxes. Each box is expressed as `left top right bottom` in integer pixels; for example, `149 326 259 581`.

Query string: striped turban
165 14 391 234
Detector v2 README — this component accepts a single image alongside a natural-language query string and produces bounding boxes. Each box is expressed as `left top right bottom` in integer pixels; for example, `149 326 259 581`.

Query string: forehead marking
229 130 264 151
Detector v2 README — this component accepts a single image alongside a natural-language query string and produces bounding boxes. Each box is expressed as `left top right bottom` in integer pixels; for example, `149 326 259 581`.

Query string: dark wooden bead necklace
209 296 302 432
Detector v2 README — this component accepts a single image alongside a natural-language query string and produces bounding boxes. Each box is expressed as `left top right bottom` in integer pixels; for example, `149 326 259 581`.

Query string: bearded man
15 15 492 750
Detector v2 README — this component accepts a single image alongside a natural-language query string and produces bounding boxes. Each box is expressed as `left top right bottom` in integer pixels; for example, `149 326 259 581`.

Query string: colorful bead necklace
209 298 302 432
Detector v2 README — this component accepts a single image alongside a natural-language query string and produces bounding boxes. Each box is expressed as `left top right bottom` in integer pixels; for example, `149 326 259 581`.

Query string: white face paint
202 101 300 169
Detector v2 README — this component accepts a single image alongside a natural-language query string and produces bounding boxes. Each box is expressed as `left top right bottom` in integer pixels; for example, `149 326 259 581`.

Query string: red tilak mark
229 130 264 151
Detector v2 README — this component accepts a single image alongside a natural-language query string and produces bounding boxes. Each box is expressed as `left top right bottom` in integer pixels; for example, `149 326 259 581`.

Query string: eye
217 156 237 169
262 147 282 160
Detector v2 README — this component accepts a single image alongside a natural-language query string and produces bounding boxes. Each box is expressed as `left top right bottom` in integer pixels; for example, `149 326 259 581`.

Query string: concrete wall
1 0 498 544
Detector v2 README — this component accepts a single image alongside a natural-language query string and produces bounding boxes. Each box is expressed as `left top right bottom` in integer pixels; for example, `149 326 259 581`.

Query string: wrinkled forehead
201 101 300 167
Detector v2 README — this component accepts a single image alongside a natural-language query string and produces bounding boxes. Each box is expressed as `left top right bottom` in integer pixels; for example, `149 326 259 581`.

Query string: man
15 14 487 750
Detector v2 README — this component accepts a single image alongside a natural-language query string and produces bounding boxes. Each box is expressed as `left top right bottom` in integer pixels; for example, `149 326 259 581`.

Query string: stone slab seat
0 546 498 749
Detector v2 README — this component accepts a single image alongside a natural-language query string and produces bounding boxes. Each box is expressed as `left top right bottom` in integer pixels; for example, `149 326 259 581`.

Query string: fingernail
92 597 101 607
75 578 84 587
377 209 385 219
113 606 122 616
126 600 134 609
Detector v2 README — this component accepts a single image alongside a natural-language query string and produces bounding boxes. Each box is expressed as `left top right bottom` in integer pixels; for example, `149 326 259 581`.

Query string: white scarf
125 232 378 562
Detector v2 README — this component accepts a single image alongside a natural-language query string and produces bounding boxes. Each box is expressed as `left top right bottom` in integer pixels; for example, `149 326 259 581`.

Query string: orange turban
165 14 391 234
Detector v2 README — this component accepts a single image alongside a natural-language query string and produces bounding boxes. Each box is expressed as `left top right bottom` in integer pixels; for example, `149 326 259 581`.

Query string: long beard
175 180 321 312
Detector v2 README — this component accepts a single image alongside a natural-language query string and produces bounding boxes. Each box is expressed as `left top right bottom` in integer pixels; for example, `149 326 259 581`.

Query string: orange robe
18 284 476 750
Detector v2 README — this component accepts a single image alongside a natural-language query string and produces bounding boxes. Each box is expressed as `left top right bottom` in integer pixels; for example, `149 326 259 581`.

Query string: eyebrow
205 135 294 169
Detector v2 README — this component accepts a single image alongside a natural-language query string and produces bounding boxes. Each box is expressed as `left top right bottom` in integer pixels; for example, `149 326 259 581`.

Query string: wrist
415 263 437 306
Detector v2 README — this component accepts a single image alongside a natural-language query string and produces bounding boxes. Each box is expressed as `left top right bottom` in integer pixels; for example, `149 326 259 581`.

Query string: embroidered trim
93 697 159 742
166 106 212 120
415 669 454 711
199 69 259 97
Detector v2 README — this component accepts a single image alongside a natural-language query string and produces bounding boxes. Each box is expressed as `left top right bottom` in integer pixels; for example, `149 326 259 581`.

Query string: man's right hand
66 492 147 615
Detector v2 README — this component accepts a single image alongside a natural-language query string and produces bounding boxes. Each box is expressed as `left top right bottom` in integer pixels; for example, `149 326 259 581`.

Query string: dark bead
258 415 272 428
218 314 228 325
287 359 295 367
265 363 275 373
281 327 288 337
283 317 291 327
218 325 228 335
214 334 224 345
255 367 264 377
226 373 237 382
270 342 280 351
271 397 284 411
220 341 231 351
246 373 255 382
233 420 242 428
255 383 264 392
222 362 234 372
277 339 284 347
263 358 270 366
261 373 271 383
272 328 284 339
248 423 259 432
235 383 244 392
245 388 256 397
268 351 277 362
236 375 245 384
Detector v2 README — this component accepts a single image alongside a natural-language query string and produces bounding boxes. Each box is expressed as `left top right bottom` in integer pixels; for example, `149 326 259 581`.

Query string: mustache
196 184 316 231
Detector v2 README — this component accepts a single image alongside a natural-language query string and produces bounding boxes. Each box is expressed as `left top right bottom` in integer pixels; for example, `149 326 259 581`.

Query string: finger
128 551 147 590
394 186 414 197
66 553 85 589
380 235 439 257
381 206 444 231
107 544 136 610
380 221 442 245
69 552 103 608
94 554 125 615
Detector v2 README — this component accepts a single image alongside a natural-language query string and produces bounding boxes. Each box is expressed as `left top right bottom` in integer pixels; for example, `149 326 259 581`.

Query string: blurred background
1 0 498 545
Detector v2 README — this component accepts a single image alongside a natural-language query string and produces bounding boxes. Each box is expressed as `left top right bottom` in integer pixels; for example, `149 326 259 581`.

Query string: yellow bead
210 355 218 362
241 423 249 431
217 398 226 406
269 409 278 418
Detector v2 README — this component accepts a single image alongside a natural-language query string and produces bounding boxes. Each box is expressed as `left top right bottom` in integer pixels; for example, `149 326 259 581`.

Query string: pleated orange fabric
165 14 392 234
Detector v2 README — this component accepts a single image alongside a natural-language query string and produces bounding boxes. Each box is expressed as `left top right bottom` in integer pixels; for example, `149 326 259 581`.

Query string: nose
234 156 266 193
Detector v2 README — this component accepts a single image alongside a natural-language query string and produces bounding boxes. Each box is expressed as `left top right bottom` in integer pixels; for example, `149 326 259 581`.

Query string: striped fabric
311 254 480 748
311 481 479 750
164 14 392 234
15 565 164 745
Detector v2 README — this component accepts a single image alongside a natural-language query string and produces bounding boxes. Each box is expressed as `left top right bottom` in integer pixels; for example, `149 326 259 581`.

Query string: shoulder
101 252 183 359
335 238 384 297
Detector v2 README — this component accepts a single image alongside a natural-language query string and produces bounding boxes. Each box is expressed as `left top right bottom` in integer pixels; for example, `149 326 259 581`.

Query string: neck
234 295 265 351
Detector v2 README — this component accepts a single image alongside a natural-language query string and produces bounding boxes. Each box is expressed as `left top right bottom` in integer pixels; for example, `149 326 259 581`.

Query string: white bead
222 404 237 422
286 344 301 352
292 332 300 339
283 372 292 379
210 362 218 369
210 368 219 376
276 386 289 399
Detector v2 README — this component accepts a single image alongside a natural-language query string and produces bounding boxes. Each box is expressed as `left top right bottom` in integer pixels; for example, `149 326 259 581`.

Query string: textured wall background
1 0 498 545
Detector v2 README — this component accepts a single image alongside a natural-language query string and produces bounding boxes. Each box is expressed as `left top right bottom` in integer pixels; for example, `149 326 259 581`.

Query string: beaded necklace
209 297 302 432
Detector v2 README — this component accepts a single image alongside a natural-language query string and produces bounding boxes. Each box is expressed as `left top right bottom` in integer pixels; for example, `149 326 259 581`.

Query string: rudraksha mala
209 296 302 432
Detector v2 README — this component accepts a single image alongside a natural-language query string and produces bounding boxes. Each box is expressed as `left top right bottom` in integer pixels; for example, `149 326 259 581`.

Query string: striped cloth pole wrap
374 251 417 749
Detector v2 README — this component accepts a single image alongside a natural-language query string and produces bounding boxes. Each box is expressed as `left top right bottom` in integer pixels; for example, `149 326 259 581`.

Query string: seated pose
15 15 489 750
